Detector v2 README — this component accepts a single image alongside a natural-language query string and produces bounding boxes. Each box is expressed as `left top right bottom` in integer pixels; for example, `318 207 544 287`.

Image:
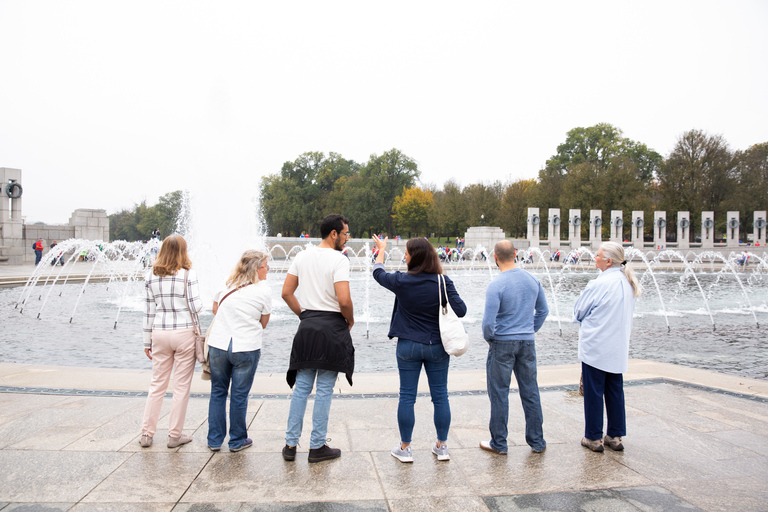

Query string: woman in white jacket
206 250 272 452
573 241 641 453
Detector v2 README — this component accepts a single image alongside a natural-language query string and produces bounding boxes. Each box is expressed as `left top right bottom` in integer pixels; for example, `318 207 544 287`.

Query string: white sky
1 0 767 224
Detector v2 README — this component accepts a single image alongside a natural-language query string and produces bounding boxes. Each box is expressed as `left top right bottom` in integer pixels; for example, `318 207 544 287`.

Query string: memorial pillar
726 211 740 248
701 211 714 249
527 207 540 248
589 209 602 250
548 208 561 250
653 211 667 249
569 209 581 249
754 211 767 246
631 211 644 249
610 210 623 243
677 211 690 250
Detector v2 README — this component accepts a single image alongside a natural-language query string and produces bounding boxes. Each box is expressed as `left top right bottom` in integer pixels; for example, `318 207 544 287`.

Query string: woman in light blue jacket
573 242 642 453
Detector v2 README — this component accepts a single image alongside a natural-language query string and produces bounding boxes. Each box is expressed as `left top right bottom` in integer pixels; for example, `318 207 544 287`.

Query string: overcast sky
1 0 766 225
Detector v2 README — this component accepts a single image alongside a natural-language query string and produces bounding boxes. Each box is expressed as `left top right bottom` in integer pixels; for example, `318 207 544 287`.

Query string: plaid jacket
143 268 204 349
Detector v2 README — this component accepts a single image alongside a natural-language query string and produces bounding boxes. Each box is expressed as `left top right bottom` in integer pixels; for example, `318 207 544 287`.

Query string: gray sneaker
604 435 624 451
581 437 604 452
167 434 193 448
432 442 450 461
391 445 413 463
139 435 153 448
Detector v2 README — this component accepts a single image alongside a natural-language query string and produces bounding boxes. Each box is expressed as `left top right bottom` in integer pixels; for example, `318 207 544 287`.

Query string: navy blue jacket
373 263 467 345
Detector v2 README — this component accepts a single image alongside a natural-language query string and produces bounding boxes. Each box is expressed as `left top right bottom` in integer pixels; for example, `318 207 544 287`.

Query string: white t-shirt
288 246 350 312
207 281 272 353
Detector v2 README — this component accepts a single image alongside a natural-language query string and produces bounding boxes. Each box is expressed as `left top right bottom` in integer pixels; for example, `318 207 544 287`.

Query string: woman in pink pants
139 234 204 449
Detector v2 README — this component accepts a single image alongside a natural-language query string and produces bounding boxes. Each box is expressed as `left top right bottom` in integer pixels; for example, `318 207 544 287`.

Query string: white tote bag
438 274 468 356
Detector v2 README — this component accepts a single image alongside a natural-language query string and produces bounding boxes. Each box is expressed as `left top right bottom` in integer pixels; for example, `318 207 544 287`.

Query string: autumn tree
393 187 434 237
360 149 420 236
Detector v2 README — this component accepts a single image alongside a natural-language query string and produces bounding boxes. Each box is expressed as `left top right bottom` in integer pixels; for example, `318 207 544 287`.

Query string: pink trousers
141 327 197 438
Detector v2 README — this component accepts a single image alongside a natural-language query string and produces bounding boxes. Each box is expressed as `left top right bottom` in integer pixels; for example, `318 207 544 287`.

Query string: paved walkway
1 360 767 511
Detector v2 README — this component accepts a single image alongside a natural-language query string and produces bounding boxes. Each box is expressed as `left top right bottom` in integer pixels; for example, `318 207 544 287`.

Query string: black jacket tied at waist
287 310 355 388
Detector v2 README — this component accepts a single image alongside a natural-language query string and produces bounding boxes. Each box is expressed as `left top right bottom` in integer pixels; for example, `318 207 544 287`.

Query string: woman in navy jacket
372 236 467 463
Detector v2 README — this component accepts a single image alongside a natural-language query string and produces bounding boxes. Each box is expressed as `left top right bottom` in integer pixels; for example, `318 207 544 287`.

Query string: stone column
569 209 581 249
726 211 740 248
653 211 667 249
754 211 767 246
610 210 623 243
701 211 714 249
631 211 644 249
527 207 540 248
589 209 602 250
677 211 690 250
548 208 561 250
0 167 24 265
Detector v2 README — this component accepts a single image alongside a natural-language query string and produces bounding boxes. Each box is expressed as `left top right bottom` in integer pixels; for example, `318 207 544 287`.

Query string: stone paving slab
1 366 767 511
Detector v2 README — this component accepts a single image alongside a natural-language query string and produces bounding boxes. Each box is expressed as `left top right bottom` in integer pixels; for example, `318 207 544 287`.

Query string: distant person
50 241 64 266
33 238 44 265
152 228 160 239
207 250 271 452
573 241 641 452
372 235 466 463
139 234 203 449
480 240 549 455
281 214 354 463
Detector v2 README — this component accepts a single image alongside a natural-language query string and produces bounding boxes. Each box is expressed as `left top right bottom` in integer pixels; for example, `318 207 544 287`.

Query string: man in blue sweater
480 240 549 455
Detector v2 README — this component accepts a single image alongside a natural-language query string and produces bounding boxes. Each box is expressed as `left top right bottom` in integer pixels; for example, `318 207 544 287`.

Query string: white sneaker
391 444 413 463
432 442 450 461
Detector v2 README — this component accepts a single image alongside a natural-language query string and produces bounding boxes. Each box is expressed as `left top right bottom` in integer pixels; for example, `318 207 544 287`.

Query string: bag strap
218 283 251 308
438 274 449 314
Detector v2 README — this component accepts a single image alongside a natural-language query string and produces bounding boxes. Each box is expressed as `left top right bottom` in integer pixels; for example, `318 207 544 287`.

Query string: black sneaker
282 444 296 461
308 444 341 463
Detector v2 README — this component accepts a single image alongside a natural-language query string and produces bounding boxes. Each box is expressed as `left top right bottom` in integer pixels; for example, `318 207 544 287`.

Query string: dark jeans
207 341 260 449
582 362 626 440
396 339 451 443
486 339 545 452
34 250 42 265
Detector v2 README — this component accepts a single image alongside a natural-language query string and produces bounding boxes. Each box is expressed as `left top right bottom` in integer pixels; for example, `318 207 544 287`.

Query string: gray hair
599 241 642 297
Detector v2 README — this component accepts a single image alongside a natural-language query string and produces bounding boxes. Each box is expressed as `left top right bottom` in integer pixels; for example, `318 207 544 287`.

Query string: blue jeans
396 339 451 444
207 341 260 450
285 368 338 449
486 339 545 452
582 362 626 440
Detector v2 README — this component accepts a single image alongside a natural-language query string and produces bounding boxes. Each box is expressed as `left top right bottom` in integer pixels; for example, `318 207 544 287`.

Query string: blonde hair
153 235 192 277
226 250 269 288
600 241 642 297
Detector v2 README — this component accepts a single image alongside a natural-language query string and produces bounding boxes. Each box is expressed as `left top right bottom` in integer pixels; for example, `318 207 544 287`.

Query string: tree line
108 124 767 242
261 124 766 241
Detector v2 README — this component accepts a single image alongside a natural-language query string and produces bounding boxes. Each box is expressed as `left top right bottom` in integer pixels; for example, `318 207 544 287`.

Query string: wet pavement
0 360 767 511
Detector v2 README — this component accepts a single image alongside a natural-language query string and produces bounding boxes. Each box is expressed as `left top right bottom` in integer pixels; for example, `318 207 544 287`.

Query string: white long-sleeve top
572 267 636 374
143 268 204 349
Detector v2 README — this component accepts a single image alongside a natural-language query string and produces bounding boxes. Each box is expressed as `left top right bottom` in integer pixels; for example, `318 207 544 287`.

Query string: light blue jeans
486 339 546 453
285 368 338 449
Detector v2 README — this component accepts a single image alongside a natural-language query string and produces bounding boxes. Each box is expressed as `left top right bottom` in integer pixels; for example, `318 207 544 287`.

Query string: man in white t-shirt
281 214 355 463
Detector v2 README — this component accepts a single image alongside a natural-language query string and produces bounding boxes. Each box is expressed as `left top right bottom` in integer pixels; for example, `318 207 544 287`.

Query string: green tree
393 187 434 237
500 179 537 238
463 181 503 228
658 130 736 236
730 142 768 232
361 149 420 236
431 179 467 241
261 152 358 236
